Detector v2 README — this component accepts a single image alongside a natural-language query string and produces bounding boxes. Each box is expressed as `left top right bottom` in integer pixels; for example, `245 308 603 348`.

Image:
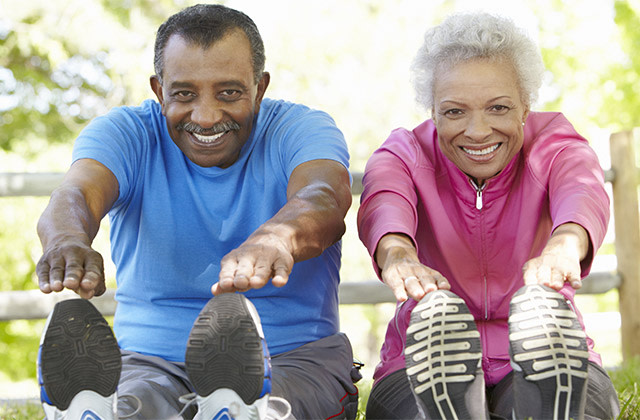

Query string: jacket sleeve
527 113 610 276
357 128 422 277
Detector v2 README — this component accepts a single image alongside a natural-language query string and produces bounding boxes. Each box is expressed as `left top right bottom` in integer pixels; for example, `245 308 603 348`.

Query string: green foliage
597 1 640 131
0 197 48 382
0 13 113 155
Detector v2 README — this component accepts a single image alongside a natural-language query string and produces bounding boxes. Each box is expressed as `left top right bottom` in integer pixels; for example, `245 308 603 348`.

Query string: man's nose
190 97 224 129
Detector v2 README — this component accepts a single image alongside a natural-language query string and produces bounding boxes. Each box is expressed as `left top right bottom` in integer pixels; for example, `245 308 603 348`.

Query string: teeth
193 132 225 143
462 144 499 156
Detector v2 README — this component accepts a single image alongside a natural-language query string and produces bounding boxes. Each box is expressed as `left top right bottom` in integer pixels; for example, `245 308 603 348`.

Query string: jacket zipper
469 178 487 210
470 178 490 319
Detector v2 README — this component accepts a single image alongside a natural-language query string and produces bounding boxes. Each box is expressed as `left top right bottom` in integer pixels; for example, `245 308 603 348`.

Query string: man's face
151 30 269 168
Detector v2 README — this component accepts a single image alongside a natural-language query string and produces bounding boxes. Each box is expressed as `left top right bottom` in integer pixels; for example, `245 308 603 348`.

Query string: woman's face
432 58 529 185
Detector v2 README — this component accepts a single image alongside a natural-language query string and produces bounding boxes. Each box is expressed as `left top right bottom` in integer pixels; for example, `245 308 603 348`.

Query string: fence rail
1 130 639 359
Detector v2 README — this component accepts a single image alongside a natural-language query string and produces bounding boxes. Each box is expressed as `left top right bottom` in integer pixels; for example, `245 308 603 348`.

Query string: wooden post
610 130 640 361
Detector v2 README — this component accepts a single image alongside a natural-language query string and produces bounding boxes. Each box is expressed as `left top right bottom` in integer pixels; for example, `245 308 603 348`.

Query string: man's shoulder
106 99 162 121
259 98 334 124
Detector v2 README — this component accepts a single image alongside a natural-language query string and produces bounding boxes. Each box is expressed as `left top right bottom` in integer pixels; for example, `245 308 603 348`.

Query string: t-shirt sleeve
270 106 350 179
71 106 149 208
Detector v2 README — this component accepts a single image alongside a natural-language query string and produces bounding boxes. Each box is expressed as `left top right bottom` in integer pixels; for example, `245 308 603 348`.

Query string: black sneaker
405 290 486 419
38 298 121 419
185 293 272 419
509 284 589 420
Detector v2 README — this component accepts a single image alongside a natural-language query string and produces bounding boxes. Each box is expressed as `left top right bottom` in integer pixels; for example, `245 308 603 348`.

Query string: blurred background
1 0 638 402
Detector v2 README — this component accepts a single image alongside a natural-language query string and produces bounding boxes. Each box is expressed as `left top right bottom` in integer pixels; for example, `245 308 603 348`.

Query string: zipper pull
476 189 483 210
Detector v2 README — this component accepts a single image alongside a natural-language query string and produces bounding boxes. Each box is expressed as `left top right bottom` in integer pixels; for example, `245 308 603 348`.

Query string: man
35 4 358 419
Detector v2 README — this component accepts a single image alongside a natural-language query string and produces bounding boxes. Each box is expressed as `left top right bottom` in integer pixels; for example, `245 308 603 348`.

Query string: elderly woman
358 12 620 420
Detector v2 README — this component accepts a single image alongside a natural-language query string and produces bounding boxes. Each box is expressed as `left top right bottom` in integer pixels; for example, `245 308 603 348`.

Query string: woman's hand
522 223 590 290
376 233 450 301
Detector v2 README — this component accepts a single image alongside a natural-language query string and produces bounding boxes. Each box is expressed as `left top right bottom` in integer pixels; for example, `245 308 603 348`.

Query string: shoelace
176 392 198 418
118 393 143 419
175 392 293 420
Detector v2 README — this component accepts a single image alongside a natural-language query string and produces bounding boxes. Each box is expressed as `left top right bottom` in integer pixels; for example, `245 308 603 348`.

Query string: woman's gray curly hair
411 12 545 111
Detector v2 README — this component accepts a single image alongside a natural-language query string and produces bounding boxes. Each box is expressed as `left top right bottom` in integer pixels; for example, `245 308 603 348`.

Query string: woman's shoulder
379 119 438 165
524 112 584 143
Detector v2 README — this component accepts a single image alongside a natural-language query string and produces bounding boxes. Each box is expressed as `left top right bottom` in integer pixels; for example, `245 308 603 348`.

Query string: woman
358 12 620 419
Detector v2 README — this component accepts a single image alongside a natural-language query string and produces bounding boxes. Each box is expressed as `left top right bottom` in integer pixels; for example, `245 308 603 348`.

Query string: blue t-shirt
72 98 350 361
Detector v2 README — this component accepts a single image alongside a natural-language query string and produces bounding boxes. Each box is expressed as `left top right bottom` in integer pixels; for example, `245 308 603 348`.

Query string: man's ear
253 72 270 115
150 75 165 111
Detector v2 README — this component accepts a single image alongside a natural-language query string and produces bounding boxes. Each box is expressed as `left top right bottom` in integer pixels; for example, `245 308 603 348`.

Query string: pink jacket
357 112 610 386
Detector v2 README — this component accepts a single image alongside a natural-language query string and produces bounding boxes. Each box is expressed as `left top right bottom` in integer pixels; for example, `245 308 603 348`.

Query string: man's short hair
153 4 266 84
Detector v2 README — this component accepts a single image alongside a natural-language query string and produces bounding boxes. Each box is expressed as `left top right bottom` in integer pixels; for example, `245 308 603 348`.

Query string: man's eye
219 90 241 100
173 91 194 100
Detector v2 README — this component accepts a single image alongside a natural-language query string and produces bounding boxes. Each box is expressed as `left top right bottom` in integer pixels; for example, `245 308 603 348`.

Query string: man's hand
212 232 294 295
211 159 350 296
522 223 590 291
36 159 118 300
376 233 450 302
36 239 106 299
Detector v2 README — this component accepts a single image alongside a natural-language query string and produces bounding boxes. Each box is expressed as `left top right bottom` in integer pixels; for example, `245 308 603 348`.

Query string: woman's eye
444 109 463 117
490 104 510 113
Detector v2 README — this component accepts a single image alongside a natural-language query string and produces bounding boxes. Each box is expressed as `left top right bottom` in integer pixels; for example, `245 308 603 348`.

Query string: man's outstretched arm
213 159 352 294
36 159 118 299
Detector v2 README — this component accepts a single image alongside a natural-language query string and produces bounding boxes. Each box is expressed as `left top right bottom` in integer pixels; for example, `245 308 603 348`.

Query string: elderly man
36 4 358 419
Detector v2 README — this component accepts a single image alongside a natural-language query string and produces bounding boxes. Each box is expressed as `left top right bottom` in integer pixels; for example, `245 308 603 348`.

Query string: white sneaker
38 298 121 420
185 293 272 420
509 284 589 420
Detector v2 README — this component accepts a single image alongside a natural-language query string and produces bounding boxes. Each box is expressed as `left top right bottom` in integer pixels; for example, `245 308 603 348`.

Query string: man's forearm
38 186 100 250
254 181 350 263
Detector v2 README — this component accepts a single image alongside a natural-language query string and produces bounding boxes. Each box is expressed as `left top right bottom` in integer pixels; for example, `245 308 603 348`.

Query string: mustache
176 120 241 135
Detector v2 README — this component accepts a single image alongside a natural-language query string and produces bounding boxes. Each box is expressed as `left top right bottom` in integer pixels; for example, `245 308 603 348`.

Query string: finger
81 254 106 297
560 265 582 290
211 282 225 296
233 257 255 290
249 256 272 289
418 276 439 294
36 259 52 294
549 268 565 291
535 265 552 288
271 261 290 288
45 255 66 291
211 281 247 296
383 273 408 302
62 258 85 291
219 254 239 286
433 274 451 291
522 262 538 285
404 276 427 301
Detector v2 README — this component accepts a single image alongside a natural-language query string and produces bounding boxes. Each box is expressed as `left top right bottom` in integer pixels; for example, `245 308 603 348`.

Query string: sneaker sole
38 298 121 411
185 293 270 405
405 290 482 420
509 284 589 420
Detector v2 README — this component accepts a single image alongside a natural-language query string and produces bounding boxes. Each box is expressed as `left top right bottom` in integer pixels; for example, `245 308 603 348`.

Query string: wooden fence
1 129 639 360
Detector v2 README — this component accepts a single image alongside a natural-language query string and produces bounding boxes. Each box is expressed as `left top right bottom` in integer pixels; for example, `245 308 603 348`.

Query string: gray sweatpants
365 362 620 419
117 332 359 419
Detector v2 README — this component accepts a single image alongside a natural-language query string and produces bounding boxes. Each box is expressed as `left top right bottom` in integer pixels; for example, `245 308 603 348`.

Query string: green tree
600 0 640 130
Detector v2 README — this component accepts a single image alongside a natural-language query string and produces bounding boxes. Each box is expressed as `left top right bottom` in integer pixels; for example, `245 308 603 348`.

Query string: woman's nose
464 113 492 141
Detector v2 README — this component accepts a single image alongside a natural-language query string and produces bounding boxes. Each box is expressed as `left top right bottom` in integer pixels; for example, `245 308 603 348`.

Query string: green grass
2 362 639 420
0 402 42 419
611 357 640 419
